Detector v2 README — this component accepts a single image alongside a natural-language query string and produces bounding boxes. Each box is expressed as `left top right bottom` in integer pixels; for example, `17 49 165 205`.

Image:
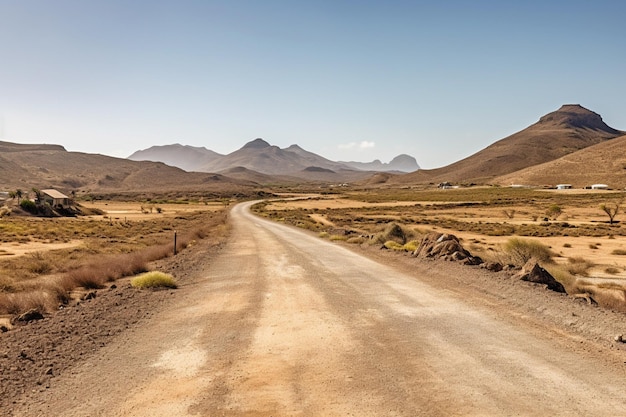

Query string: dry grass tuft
565 256 595 277
131 271 177 289
502 238 555 266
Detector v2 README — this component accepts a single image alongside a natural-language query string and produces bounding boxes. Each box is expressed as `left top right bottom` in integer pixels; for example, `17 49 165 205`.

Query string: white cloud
338 141 376 150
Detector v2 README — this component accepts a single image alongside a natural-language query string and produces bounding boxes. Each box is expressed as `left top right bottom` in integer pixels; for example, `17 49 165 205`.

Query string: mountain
0 141 256 195
341 154 419 172
128 143 222 172
128 139 420 176
197 139 348 174
387 104 624 185
494 133 626 188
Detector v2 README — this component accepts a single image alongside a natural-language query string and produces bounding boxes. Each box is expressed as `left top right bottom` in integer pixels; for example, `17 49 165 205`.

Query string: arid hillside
384 105 624 186
0 141 257 195
495 134 626 188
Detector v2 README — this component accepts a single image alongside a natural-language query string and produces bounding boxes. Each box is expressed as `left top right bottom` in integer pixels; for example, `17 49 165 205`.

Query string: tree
32 188 42 204
15 189 23 203
546 204 562 220
600 202 620 225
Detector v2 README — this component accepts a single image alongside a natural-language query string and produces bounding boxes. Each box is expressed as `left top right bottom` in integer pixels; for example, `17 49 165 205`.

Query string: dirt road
13 201 626 416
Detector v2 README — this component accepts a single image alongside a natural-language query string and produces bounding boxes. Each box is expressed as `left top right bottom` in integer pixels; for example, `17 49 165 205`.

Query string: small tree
502 209 516 219
32 188 42 204
600 202 620 225
15 189 23 203
546 204 562 220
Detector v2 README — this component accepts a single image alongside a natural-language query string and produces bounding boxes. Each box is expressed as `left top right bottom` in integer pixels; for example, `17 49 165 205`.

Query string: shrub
605 267 621 275
502 238 554 266
611 249 626 255
62 267 107 289
19 199 37 214
376 223 410 245
0 290 54 315
318 232 329 238
563 243 572 248
565 256 595 276
403 240 419 252
383 240 405 250
131 271 177 289
346 236 366 244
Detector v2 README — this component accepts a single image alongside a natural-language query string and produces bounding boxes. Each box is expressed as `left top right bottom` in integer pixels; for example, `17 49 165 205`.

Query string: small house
41 189 70 208
556 184 572 190
591 184 609 190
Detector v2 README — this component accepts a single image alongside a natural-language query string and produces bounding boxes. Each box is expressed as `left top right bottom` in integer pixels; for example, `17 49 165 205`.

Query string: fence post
174 231 177 255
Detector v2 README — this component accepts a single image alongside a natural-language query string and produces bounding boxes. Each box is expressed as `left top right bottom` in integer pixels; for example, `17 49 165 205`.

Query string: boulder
413 232 482 265
514 259 566 293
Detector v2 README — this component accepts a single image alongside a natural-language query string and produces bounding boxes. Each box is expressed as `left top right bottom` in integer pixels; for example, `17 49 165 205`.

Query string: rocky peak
538 104 620 134
242 138 271 149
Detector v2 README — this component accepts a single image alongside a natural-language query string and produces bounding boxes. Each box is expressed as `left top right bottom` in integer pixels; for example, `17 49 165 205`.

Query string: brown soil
0 230 225 415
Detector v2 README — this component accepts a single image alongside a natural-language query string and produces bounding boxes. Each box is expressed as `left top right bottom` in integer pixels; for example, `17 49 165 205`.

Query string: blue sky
0 0 624 169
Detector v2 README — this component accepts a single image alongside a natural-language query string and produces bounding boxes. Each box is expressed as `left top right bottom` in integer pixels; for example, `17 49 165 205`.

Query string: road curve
15 201 626 416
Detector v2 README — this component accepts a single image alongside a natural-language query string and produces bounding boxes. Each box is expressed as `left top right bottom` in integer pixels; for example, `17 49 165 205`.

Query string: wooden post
174 231 177 255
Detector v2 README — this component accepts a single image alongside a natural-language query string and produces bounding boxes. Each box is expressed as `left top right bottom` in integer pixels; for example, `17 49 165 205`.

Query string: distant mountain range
128 139 420 175
2 104 625 194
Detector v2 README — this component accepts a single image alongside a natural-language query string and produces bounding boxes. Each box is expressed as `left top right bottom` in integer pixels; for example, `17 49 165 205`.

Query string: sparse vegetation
600 201 620 224
565 256 595 276
131 271 178 289
0 204 228 316
502 238 554 266
546 204 562 220
611 249 626 255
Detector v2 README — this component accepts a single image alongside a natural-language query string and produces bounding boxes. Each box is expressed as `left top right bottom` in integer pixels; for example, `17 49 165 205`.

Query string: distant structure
591 184 609 190
41 189 70 208
556 184 572 190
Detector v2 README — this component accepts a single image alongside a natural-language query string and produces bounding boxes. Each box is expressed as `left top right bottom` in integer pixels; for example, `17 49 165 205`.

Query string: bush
383 240 405 250
565 256 595 276
376 223 410 245
19 199 37 214
131 271 177 289
611 249 626 255
403 240 419 252
502 238 554 266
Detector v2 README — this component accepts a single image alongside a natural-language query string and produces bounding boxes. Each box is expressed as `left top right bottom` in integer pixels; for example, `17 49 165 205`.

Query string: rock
14 309 44 323
614 334 624 343
83 291 97 300
483 262 503 272
413 232 482 265
514 259 566 293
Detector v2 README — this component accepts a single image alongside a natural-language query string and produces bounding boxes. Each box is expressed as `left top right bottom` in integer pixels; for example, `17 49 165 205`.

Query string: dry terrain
255 188 626 308
2 190 626 416
1 201 626 416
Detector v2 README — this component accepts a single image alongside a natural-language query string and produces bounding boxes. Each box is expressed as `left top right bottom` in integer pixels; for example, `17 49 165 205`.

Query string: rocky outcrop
413 232 482 265
514 259 566 293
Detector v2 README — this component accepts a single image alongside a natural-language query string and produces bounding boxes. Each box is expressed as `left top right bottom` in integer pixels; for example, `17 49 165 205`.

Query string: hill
128 143 222 172
341 154 419 172
0 141 257 196
387 104 623 185
494 134 626 188
199 139 352 175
